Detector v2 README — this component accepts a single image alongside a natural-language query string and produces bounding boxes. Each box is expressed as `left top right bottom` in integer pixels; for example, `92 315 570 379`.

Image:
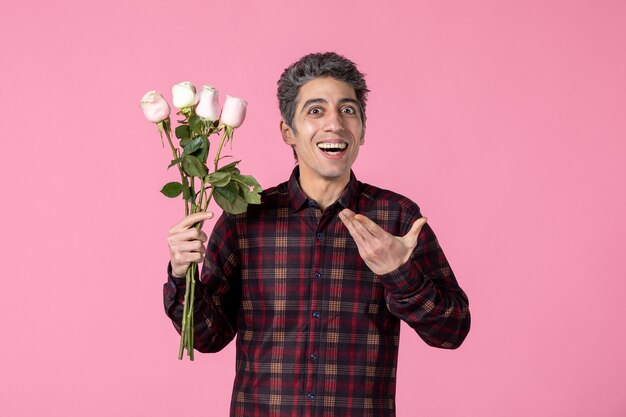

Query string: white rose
140 91 171 123
195 85 220 121
220 95 247 128
172 81 196 109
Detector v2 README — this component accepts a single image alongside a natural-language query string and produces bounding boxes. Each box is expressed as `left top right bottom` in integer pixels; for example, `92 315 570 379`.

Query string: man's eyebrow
338 98 360 107
299 97 360 113
300 98 327 113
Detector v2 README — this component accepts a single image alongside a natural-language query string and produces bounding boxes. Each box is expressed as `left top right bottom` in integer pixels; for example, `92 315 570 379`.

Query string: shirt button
316 232 324 240
307 393 315 400
314 271 322 279
312 311 320 318
310 353 318 361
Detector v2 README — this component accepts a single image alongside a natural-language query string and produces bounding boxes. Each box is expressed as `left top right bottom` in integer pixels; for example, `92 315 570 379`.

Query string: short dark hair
277 52 369 131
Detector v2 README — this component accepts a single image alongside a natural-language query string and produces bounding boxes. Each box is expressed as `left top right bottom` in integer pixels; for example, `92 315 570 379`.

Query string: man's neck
298 170 350 211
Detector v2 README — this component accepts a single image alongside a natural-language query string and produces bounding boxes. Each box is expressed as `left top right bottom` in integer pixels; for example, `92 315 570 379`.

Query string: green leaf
232 173 262 193
182 135 209 164
196 137 209 164
182 155 208 177
214 181 238 202
188 114 204 134
231 173 262 205
180 137 192 147
160 182 183 198
207 171 231 187
216 160 241 174
242 189 261 204
182 136 206 156
175 125 190 140
233 179 261 204
214 186 248 214
168 157 181 169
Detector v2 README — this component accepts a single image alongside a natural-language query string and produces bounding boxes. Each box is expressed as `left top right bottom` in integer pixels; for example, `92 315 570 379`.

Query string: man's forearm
163 262 239 353
379 224 470 348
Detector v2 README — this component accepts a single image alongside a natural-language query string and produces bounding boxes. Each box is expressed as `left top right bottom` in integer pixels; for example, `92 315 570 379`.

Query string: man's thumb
405 217 428 242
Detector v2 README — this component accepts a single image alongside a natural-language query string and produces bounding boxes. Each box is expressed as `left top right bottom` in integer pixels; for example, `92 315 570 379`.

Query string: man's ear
359 127 366 145
280 120 294 145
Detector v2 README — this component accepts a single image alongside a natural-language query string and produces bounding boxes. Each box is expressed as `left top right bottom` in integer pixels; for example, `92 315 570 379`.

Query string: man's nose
323 110 344 132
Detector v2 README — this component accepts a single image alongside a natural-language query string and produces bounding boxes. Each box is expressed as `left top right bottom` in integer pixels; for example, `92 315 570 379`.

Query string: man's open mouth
317 142 348 154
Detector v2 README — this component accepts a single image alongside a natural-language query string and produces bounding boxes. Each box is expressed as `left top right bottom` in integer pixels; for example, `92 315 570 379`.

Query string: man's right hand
167 211 214 278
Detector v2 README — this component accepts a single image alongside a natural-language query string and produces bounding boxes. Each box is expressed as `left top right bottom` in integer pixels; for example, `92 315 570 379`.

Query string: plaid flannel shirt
164 167 470 417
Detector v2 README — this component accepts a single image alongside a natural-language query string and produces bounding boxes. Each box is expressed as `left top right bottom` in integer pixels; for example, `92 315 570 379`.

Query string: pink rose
195 85 220 121
140 91 171 123
172 81 196 109
220 95 247 128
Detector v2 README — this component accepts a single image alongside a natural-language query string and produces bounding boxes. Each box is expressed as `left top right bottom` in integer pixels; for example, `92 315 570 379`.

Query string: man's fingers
339 208 372 250
339 209 368 245
171 240 207 256
339 208 355 221
169 227 208 243
339 209 382 255
351 215 376 241
169 211 214 233
171 248 205 268
353 214 385 238
341 209 385 238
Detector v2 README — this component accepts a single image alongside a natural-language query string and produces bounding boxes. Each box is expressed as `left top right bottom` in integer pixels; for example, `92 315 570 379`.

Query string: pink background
1 1 625 416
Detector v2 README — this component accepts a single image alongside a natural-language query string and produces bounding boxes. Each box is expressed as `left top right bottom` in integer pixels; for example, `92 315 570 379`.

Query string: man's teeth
317 143 347 150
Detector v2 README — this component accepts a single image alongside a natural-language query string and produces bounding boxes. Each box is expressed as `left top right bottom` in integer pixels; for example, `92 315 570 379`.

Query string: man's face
281 76 365 184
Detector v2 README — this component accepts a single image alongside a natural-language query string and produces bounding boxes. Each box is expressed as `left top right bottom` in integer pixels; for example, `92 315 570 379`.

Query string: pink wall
1 1 625 416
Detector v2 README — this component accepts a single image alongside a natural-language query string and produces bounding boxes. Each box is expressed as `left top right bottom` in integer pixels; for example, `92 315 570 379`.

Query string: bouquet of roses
140 82 262 360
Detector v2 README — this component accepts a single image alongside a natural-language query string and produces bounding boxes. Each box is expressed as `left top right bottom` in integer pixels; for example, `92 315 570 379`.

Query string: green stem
178 127 232 360
200 129 231 215
198 178 207 212
178 264 194 360
213 128 230 172
189 177 196 210
188 264 196 361
162 122 190 216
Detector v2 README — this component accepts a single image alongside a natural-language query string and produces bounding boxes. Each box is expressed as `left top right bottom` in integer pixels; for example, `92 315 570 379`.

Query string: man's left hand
338 208 428 275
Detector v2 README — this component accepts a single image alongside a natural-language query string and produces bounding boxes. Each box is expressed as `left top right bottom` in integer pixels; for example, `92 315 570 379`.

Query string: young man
165 52 470 417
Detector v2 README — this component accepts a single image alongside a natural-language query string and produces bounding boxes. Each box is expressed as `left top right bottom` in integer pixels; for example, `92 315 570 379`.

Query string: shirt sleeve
378 220 471 349
163 212 241 353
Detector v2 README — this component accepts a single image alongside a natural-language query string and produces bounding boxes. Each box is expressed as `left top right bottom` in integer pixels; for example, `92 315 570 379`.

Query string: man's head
277 52 369 133
277 52 369 184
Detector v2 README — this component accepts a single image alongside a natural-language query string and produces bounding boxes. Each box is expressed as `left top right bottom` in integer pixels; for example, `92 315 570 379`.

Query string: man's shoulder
357 180 421 213
260 179 290 203
355 180 423 235
229 179 291 220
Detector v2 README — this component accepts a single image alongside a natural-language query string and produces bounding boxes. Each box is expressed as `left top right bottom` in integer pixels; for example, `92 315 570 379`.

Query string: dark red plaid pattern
164 167 470 417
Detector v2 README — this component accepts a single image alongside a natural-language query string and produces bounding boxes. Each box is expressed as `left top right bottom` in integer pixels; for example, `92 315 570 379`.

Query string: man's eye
308 107 322 115
341 107 356 114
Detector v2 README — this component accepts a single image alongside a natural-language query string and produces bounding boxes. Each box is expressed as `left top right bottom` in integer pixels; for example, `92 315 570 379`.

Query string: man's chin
317 169 351 182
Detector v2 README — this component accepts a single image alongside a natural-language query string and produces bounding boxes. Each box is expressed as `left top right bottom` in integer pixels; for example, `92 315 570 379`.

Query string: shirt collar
287 166 360 212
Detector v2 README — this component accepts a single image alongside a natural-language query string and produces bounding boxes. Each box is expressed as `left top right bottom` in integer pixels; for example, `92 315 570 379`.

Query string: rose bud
172 81 196 109
140 91 171 123
195 85 220 121
220 95 247 128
